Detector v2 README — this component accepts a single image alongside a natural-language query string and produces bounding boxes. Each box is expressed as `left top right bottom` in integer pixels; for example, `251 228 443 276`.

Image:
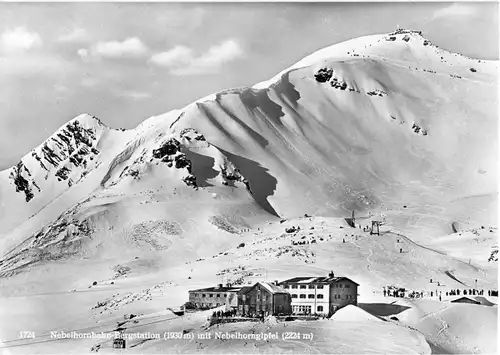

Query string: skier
399 248 402 253
383 288 387 297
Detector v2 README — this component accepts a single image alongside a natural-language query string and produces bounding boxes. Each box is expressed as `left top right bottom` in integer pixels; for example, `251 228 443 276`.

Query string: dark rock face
314 68 334 83
174 153 192 172
65 120 95 147
10 162 34 202
182 174 197 187
153 138 181 159
315 70 357 93
180 128 206 141
470 68 477 73
412 123 428 136
331 78 348 90
55 166 71 181
412 123 421 134
41 144 63 168
367 90 387 97
221 167 242 182
402 35 410 42
489 249 498 262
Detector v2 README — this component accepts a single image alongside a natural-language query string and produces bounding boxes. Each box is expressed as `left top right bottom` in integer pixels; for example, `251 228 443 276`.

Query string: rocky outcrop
7 116 104 202
152 138 181 159
489 249 498 262
314 68 334 83
9 162 34 202
367 89 387 97
412 122 428 136
55 167 71 181
152 138 196 188
174 153 192 171
182 174 197 187
314 68 359 93
179 128 206 142
330 78 348 90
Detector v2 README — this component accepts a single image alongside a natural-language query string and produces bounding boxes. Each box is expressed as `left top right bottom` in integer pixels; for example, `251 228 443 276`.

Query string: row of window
195 303 223 307
291 294 324 299
284 283 351 289
333 294 354 299
290 294 354 300
292 305 324 312
284 284 324 289
193 293 227 298
335 283 350 288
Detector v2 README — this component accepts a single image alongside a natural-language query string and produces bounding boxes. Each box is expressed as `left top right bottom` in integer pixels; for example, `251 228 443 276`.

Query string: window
308 294 315 299
209 294 213 298
317 285 324 289
317 294 324 299
202 294 206 298
300 285 306 289
299 294 306 299
291 285 298 289
308 285 315 289
317 306 324 312
284 285 290 289
345 284 351 288
292 294 298 298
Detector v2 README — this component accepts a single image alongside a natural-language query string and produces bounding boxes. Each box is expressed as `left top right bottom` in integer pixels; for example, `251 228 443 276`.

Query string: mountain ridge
0 29 497 270
1 28 497 176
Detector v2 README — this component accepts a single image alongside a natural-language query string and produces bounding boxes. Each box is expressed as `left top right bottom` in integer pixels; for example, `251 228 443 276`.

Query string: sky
0 2 498 170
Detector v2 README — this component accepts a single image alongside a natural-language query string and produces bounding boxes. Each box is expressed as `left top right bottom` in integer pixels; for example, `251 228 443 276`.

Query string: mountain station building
279 271 359 316
237 282 292 317
188 284 250 310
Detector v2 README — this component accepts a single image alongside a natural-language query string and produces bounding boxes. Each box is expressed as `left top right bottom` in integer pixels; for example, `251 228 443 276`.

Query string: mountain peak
68 113 107 130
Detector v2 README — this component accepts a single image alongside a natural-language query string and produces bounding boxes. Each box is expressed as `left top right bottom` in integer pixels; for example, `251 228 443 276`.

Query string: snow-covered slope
0 30 498 294
0 30 497 274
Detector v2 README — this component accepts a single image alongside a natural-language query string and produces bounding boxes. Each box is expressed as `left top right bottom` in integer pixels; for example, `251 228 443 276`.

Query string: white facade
280 274 359 316
283 279 331 315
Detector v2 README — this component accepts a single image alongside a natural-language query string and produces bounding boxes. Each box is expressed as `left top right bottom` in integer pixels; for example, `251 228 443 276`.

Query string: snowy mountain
1 30 497 262
0 29 497 354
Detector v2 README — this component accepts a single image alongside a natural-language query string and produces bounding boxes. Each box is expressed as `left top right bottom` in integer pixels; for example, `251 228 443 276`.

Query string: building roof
259 282 288 294
189 286 242 293
450 296 481 304
280 276 359 286
240 282 289 295
237 286 253 294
